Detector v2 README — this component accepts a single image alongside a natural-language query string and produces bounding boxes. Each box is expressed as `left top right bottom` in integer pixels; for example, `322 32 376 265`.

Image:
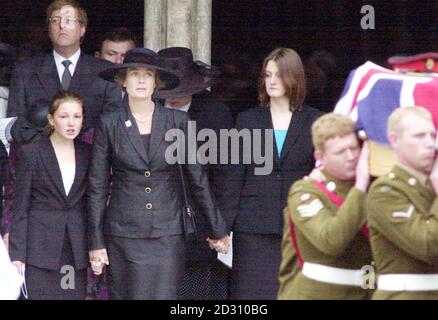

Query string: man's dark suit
9 135 91 270
7 51 121 144
223 105 323 299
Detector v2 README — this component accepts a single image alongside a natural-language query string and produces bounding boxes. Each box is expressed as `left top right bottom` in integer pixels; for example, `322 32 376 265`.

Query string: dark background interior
2 0 438 116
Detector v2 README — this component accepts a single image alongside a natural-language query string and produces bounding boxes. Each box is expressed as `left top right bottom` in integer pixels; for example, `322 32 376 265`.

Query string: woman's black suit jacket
9 135 91 270
223 106 324 235
87 102 227 251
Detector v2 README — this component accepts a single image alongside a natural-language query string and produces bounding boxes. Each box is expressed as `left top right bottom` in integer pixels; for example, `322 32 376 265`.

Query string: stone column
143 0 212 62
193 0 212 64
166 0 193 49
144 0 166 52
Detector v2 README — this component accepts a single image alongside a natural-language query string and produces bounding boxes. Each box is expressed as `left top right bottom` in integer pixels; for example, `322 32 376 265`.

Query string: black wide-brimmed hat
98 48 179 90
154 47 221 99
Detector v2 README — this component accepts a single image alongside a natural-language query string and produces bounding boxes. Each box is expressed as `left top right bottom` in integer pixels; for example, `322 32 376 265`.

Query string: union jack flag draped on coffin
333 61 438 175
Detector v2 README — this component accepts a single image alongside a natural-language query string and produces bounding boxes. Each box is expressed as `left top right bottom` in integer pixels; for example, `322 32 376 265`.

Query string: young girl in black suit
9 91 91 300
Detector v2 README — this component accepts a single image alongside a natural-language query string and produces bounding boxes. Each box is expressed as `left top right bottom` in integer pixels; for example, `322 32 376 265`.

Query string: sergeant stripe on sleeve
392 205 414 218
297 199 324 218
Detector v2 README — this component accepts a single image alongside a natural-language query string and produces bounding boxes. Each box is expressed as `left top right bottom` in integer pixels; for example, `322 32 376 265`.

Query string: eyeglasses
48 16 80 26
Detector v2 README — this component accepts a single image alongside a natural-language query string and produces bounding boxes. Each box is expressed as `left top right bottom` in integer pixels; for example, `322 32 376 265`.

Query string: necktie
61 60 72 90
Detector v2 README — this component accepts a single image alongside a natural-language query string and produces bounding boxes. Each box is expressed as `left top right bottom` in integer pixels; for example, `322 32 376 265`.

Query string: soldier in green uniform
281 113 373 300
368 106 438 300
277 207 300 300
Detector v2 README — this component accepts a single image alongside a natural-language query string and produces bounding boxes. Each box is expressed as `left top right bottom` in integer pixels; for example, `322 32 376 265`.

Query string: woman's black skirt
106 234 186 300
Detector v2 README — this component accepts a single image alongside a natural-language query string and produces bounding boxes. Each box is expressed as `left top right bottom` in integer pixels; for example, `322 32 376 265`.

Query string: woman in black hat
88 48 229 300
156 47 233 300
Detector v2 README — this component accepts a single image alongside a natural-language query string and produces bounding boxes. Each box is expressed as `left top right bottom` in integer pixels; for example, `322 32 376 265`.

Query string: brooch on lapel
125 120 132 127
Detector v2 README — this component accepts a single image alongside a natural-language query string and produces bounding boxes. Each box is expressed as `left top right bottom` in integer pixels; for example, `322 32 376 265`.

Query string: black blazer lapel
187 97 202 120
66 140 88 200
119 104 150 165
148 103 168 162
38 136 68 200
279 108 308 164
36 53 62 100
262 108 281 167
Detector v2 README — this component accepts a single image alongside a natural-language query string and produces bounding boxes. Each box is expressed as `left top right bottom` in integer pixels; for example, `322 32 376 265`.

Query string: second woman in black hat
156 46 233 300
88 48 229 300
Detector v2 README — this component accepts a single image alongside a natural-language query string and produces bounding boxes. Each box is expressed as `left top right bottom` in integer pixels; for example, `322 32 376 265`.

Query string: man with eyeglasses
3 0 121 300
7 0 121 145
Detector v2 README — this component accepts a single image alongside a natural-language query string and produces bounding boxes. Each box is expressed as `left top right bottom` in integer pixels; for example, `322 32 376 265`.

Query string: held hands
207 235 230 254
89 249 109 275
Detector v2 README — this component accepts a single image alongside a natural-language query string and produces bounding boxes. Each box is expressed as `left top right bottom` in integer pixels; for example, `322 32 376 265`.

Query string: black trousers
25 234 87 300
106 234 186 300
230 232 282 300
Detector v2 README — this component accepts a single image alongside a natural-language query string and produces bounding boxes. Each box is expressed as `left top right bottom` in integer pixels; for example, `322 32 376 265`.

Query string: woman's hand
207 236 230 254
89 249 109 275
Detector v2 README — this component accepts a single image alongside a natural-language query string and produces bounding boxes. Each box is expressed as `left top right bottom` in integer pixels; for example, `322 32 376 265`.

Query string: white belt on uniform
377 274 438 291
302 262 364 287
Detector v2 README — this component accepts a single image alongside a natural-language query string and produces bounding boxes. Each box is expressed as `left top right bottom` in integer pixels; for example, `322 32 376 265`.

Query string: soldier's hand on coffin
355 141 370 192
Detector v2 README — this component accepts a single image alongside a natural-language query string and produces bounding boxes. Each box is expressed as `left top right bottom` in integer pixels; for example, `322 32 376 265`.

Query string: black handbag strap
177 152 191 214
172 112 193 218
